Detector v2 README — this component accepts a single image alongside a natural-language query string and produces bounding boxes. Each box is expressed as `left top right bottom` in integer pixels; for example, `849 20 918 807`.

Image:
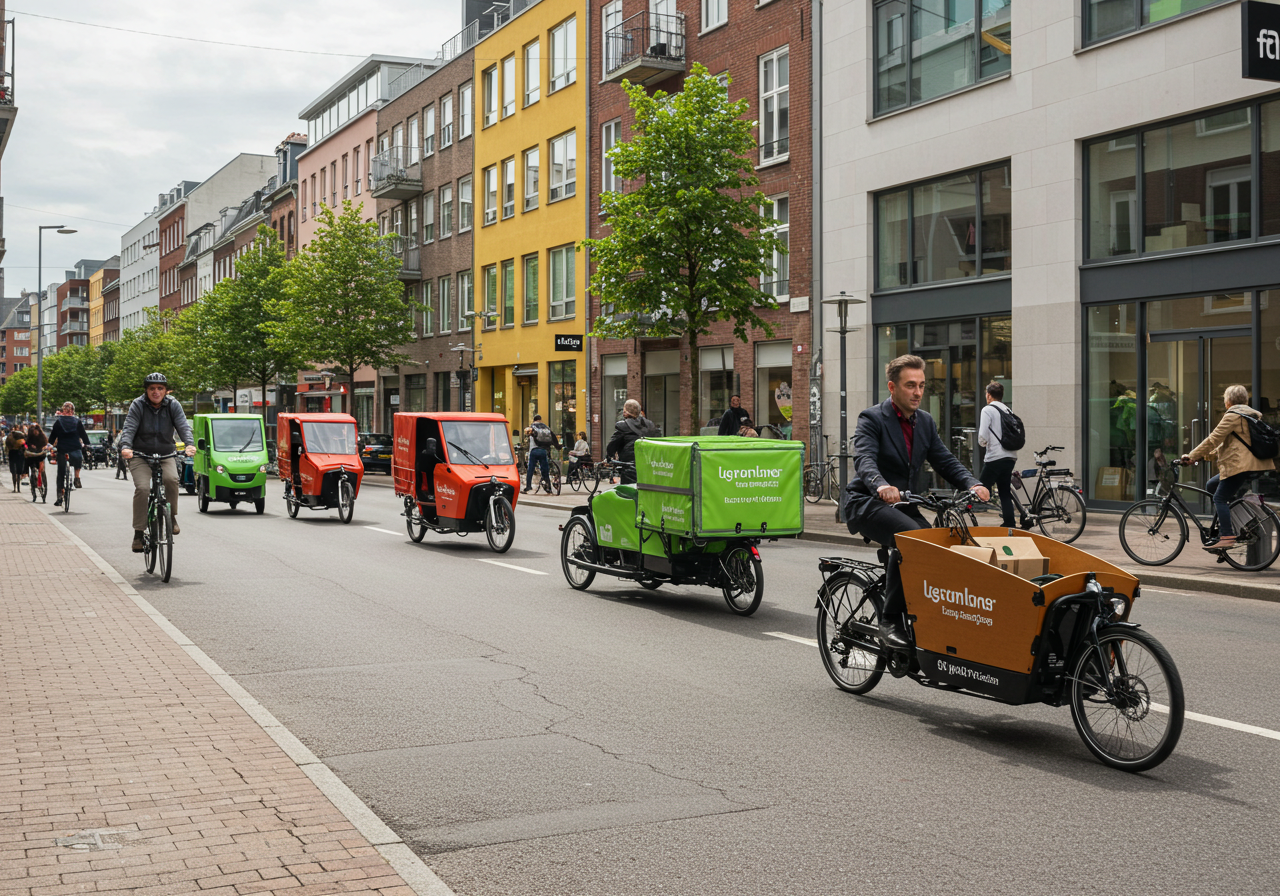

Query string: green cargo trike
192 413 270 514
559 436 804 615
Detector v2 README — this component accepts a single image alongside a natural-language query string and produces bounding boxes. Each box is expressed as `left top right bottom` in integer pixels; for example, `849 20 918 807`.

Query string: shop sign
390 394 400 405
1243 1 1280 82
302 374 325 382
1088 333 1136 352
555 334 584 352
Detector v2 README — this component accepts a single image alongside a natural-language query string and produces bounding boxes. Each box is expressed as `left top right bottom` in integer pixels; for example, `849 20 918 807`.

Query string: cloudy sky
4 0 460 295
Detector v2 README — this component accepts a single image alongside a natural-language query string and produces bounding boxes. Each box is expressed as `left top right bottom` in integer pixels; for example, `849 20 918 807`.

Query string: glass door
919 344 978 490
644 374 680 436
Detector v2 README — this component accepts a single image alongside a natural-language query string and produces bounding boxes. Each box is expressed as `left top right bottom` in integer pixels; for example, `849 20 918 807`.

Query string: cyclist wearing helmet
119 373 195 553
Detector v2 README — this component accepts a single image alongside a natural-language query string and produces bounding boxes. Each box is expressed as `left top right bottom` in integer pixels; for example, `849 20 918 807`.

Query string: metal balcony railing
60 320 89 335
62 297 89 309
442 20 481 62
370 146 423 199
397 245 420 281
388 62 433 102
604 11 686 84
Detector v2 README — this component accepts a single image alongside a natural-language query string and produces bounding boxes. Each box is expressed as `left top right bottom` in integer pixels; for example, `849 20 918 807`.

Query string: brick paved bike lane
0 490 454 896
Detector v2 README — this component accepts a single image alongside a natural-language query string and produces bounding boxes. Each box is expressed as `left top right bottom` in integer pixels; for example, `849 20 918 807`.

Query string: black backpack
1231 411 1280 460
994 404 1026 452
532 423 555 447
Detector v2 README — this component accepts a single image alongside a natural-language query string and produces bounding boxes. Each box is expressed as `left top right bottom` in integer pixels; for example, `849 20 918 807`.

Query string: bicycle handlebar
1034 445 1065 455
893 488 980 511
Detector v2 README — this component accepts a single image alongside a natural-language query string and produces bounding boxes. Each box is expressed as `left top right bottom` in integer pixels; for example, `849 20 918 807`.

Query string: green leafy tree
582 64 788 435
43 344 102 413
268 201 413 397
0 366 37 416
182 225 305 417
103 310 187 409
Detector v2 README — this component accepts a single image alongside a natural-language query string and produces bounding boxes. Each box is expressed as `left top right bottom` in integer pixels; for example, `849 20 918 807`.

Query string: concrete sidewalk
514 486 1280 603
0 489 453 896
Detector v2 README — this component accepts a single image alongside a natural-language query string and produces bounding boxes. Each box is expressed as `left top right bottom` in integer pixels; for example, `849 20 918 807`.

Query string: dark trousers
525 447 550 490
1207 471 1251 536
846 501 929 619
980 456 1017 528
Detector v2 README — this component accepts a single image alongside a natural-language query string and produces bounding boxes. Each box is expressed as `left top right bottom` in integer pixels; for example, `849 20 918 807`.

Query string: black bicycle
54 448 83 514
138 452 177 583
804 437 854 504
1118 459 1280 571
988 445 1087 543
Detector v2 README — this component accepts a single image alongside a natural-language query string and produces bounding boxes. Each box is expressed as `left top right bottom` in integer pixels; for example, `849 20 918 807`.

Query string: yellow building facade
472 0 586 444
88 267 106 346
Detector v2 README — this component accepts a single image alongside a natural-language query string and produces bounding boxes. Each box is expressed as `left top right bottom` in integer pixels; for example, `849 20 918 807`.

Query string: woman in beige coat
1182 384 1276 548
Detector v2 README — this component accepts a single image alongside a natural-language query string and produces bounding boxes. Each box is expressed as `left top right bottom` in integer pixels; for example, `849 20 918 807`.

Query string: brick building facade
587 0 812 454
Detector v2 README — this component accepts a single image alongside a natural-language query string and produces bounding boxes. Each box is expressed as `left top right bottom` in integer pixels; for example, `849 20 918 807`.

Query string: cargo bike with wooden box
816 491 1185 771
559 437 804 616
393 411 520 553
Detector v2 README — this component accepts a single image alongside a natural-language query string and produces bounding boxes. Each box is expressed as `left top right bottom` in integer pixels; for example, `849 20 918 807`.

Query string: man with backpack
523 414 560 493
1182 383 1277 549
977 381 1022 529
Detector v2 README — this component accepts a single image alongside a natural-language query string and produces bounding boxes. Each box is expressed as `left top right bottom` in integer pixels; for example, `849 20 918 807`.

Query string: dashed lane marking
477 559 548 575
365 527 403 536
766 633 1280 742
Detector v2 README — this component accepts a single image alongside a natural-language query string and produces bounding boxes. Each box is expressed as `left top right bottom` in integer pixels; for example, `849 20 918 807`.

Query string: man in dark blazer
843 354 988 646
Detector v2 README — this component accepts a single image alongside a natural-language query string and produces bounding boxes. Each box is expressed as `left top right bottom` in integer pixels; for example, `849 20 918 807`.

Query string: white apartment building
118 186 186 333
822 0 1280 508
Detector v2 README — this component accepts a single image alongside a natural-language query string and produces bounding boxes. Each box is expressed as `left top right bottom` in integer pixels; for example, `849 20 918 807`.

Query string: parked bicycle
973 446 1086 543
1118 459 1280 571
804 437 853 504
138 452 177 583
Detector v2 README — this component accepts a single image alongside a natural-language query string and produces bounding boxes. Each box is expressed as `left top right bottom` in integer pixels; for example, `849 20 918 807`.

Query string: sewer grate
56 829 135 850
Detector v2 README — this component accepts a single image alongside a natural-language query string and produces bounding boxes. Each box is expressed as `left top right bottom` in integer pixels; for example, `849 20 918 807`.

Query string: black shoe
131 531 145 553
54 497 63 507
74 479 82 488
877 620 910 649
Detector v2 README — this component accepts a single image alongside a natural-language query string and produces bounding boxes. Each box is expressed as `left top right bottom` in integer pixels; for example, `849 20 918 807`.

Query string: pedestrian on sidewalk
5 425 26 492
118 373 196 553
1182 384 1276 549
977 381 1018 528
718 395 752 436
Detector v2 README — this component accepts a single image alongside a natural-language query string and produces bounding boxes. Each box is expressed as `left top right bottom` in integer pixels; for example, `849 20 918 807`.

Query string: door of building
1147 330 1252 510
644 374 681 436
917 345 978 490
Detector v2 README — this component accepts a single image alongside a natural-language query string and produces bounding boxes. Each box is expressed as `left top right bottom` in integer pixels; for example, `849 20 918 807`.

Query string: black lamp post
822 291 865 521
35 225 77 424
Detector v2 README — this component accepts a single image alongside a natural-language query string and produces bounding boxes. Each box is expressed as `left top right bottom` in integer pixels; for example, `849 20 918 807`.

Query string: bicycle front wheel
803 467 824 504
1221 498 1280 571
548 461 562 496
1119 500 1186 566
1069 626 1184 772
157 503 173 583
61 468 71 513
1034 486 1086 543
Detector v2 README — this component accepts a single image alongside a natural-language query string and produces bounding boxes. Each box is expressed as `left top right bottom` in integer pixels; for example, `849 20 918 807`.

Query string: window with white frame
408 117 420 164
483 66 498 127
422 279 433 336
549 131 576 202
459 176 473 230
502 159 516 219
549 245 575 319
424 106 435 155
762 194 789 299
458 270 473 330
603 1 622 73
525 40 541 105
439 275 452 332
602 119 622 193
407 201 419 249
459 83 473 138
441 183 454 237
502 56 516 118
703 0 727 31
484 166 498 225
550 17 577 92
441 94 454 146
524 148 540 211
423 191 435 242
760 47 789 163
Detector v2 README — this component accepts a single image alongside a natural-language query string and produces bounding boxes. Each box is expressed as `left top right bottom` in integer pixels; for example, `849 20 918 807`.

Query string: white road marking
365 527 403 536
477 559 548 575
765 631 818 647
767 633 1280 743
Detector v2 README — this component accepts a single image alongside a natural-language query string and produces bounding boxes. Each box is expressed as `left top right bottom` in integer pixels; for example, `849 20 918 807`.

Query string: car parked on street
358 431 393 474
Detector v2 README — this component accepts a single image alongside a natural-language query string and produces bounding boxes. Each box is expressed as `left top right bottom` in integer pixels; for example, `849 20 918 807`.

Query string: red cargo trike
277 412 363 524
393 411 520 552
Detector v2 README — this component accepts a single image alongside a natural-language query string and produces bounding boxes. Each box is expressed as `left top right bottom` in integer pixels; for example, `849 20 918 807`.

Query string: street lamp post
35 225 77 424
821 292 865 522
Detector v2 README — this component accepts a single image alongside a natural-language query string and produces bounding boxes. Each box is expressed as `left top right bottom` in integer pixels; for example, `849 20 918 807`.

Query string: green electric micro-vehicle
192 413 270 514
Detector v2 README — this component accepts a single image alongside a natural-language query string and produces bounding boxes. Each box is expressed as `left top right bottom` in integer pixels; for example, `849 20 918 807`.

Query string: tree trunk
687 331 700 437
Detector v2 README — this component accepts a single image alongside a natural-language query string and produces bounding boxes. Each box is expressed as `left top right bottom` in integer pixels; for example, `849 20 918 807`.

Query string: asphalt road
45 467 1280 895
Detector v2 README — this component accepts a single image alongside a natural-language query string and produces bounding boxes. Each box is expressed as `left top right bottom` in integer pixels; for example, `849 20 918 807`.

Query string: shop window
874 0 1012 117
602 353 628 427
550 360 577 445
1085 303 1138 503
1086 0 1228 45
755 341 794 438
405 374 427 412
876 161 1011 290
435 372 453 412
699 346 734 429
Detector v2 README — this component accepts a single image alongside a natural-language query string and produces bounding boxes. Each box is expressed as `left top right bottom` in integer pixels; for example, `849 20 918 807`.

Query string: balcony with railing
60 320 89 336
603 11 686 85
391 239 421 281
370 145 422 200
62 297 89 310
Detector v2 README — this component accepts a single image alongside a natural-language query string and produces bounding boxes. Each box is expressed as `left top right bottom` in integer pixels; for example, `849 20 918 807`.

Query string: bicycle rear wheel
1119 500 1186 566
1221 498 1280 571
817 572 886 694
157 503 173 583
803 467 824 504
1034 485 1086 543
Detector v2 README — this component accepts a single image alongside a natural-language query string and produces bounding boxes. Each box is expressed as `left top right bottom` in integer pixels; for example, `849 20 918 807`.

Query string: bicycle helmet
144 372 168 386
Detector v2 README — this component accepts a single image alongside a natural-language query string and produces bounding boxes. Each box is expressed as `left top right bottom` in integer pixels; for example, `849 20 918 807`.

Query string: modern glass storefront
601 354 628 428
755 341 795 437
549 360 576 444
1085 291 1280 507
644 349 681 436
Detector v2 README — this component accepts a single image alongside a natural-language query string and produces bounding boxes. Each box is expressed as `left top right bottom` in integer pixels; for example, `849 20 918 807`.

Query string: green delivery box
634 436 804 537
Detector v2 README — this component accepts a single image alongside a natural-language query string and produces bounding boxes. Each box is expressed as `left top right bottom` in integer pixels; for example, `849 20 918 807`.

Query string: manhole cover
56 829 135 850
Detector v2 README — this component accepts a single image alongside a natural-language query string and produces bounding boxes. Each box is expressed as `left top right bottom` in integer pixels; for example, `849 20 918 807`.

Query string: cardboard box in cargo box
973 536 1049 579
949 544 996 565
